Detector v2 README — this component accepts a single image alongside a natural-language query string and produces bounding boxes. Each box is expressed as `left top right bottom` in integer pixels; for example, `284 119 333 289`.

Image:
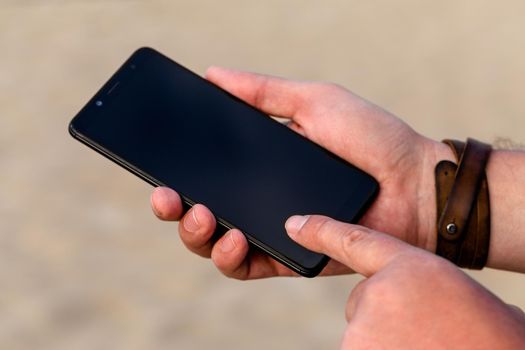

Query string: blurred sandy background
1 0 525 349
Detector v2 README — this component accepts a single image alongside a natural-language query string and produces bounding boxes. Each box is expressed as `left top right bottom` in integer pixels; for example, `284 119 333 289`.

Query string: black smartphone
69 47 378 277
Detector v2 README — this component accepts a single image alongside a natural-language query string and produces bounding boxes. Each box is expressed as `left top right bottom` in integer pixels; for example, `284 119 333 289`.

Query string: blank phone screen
70 48 377 276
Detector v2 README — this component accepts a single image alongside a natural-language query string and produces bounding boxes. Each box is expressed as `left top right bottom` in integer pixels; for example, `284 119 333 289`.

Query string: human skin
151 66 525 276
285 215 525 349
149 67 525 348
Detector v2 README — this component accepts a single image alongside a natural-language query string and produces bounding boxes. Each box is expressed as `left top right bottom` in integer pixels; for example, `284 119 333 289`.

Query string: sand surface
1 1 525 349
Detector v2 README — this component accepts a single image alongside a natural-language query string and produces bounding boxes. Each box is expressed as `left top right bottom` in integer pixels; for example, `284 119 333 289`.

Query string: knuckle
319 82 347 95
306 216 370 253
340 226 369 250
253 76 270 109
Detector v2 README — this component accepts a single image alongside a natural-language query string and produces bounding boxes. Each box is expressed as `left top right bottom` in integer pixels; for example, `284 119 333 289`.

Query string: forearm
485 150 525 272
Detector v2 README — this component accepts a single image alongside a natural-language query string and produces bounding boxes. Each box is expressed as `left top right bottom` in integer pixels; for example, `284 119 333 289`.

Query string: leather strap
435 138 492 269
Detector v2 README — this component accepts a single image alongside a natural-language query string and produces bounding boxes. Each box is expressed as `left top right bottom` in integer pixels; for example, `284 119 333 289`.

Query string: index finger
285 215 421 277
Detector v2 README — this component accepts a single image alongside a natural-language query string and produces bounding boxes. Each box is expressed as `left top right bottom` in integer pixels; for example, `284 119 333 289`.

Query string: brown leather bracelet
435 138 492 269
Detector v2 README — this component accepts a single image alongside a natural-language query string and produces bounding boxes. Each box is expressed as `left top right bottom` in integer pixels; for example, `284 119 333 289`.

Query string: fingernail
150 192 162 217
220 231 237 253
183 206 200 233
285 215 309 235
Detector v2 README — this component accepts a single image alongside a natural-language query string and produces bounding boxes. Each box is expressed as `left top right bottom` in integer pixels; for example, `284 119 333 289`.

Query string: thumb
285 215 420 277
205 66 306 118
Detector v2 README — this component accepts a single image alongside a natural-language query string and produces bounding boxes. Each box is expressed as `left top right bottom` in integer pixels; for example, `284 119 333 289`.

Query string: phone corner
298 270 320 278
133 46 158 57
295 256 330 278
68 121 78 138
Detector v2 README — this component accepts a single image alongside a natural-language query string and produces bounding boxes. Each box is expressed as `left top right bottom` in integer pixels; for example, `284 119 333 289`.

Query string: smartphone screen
69 48 378 277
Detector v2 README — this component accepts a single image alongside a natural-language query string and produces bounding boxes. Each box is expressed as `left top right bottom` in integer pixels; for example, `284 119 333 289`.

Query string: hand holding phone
149 65 446 279
70 50 440 278
70 48 377 277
